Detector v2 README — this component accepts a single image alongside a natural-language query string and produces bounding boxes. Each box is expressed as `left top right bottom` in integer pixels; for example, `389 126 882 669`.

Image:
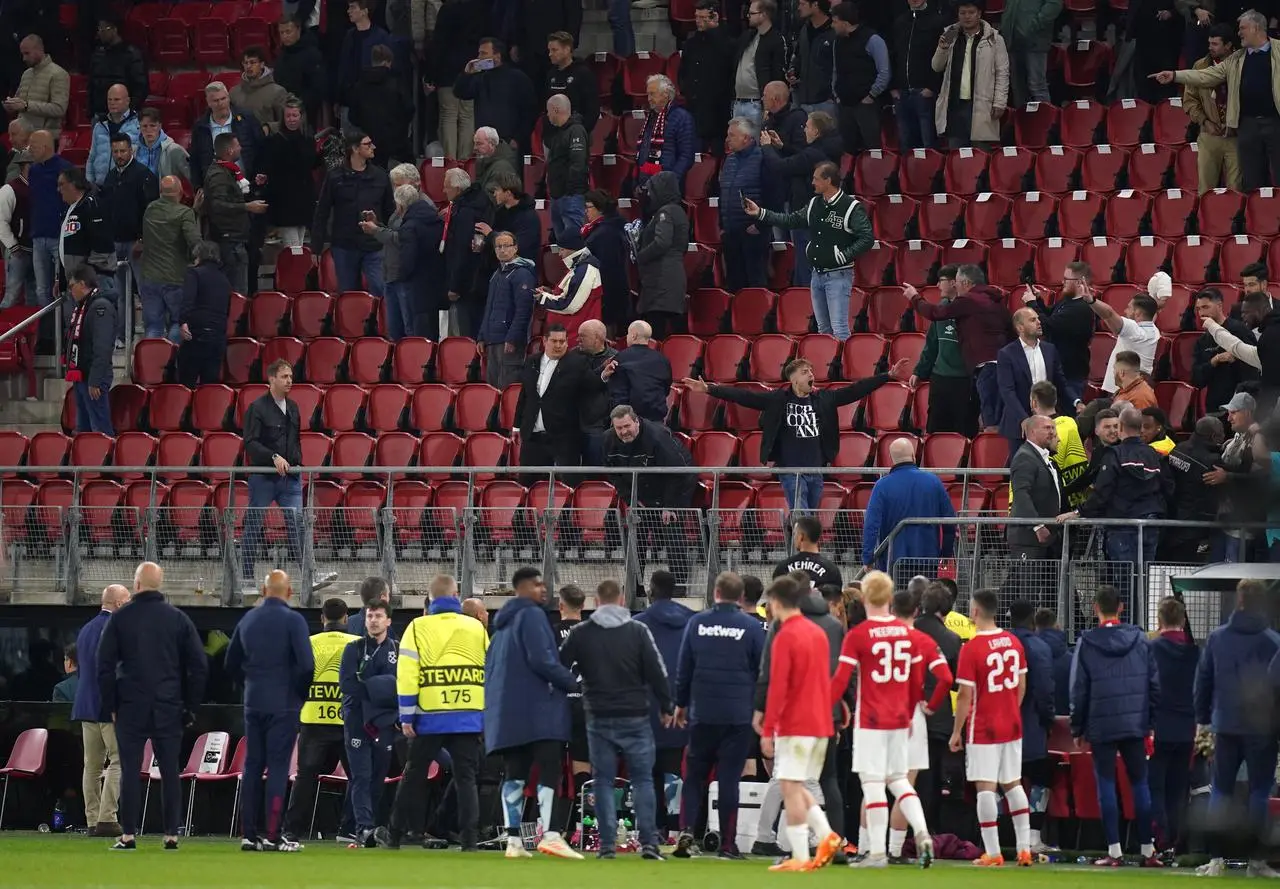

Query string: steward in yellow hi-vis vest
303 627 360 725
397 595 488 734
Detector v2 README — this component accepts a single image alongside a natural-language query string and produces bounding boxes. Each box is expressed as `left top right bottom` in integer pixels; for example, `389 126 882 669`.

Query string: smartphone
740 192 750 209
361 210 375 221
474 58 496 71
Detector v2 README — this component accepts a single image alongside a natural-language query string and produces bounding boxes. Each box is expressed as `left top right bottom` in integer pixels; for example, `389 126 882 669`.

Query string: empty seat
854 150 899 198
435 337 479 384
1032 146 1080 195
1197 189 1244 238
462 432 511 481
748 334 797 383
391 337 435 384
261 336 305 372
842 334 886 379
895 241 941 288
1079 237 1127 285
871 194 919 242
69 432 113 477
1245 188 1280 238
418 432 464 481
898 149 946 196
863 382 912 432
366 384 410 432
1219 234 1268 282
1012 102 1060 149
190 384 235 434
156 431 201 481
334 291 378 338
410 383 456 432
109 383 149 434
1123 237 1172 285
321 384 369 433
854 241 895 289
223 337 262 385
147 384 193 432
988 238 1037 287
1103 190 1151 241
1105 98 1152 147
1058 190 1106 240
1150 188 1197 239
1128 143 1176 193
1079 144 1129 192
988 145 1036 194
133 338 176 385
661 334 706 381
703 335 750 383
1010 192 1060 240
963 192 1012 241
453 383 500 432
944 148 989 196
729 288 776 336
289 291 331 338
918 193 966 241
330 432 376 481
1153 97 1193 146
199 431 242 479
303 338 349 384
348 337 392 384
289 383 324 430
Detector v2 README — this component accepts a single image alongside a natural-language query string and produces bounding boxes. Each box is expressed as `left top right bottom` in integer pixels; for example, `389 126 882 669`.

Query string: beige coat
1182 55 1228 132
1174 38 1280 129
932 22 1010 143
17 56 70 138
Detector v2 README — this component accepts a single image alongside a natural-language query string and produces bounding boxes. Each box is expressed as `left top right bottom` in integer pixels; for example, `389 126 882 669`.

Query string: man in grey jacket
140 176 201 342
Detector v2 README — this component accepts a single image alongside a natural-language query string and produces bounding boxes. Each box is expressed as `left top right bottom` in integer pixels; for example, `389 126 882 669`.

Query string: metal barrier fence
0 465 1251 626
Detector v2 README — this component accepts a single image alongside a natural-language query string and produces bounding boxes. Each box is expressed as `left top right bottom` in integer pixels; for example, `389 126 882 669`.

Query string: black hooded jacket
1078 435 1172 520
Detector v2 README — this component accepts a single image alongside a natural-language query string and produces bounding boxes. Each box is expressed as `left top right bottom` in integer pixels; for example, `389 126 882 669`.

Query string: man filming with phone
453 38 537 157
1022 261 1096 408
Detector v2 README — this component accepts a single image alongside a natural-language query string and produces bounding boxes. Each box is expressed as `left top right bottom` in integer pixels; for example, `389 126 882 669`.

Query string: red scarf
441 201 453 245
217 159 247 193
638 103 669 177
64 295 93 382
580 215 603 241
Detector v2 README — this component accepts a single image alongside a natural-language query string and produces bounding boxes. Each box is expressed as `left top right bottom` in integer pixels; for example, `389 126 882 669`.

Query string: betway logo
698 624 746 641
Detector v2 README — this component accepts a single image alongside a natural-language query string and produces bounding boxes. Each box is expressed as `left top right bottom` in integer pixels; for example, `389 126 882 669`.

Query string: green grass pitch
0 833 1215 888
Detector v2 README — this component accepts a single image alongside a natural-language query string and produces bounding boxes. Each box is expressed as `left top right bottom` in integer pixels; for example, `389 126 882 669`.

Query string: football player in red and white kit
949 589 1031 867
887 589 953 861
830 572 935 869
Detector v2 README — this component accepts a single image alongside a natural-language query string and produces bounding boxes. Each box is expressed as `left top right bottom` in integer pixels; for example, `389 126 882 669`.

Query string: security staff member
64 266 116 435
672 571 765 860
282 598 359 842
225 569 314 852
377 574 488 850
339 598 399 847
97 562 207 851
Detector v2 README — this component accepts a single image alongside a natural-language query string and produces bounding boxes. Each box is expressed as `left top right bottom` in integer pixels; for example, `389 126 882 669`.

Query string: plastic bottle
51 800 66 833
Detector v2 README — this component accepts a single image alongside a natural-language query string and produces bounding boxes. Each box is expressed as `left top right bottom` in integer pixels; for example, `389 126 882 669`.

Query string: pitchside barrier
0 464 1246 637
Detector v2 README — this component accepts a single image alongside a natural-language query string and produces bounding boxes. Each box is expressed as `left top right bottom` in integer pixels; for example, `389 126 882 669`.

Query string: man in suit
1005 415 1064 599
516 324 594 478
997 307 1074 464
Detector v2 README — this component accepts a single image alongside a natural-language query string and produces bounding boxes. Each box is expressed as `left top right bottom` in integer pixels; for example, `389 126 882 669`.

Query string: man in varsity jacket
743 158 872 342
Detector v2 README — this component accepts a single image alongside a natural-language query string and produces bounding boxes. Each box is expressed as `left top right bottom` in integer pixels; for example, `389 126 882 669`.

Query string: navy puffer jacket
1070 622 1160 743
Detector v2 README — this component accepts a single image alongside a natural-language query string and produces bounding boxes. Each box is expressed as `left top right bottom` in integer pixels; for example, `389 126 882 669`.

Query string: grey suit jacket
1008 442 1064 548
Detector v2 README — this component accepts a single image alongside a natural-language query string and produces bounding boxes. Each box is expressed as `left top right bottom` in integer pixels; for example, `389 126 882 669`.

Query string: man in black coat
441 167 493 337
576 319 617 466
1024 261 1096 404
310 130 394 295
100 132 158 341
1006 415 1065 599
453 38 538 156
348 44 414 169
97 561 208 850
889 0 945 149
273 17 328 126
1160 415 1224 561
87 14 147 120
760 82 807 158
546 31 597 131
515 325 592 474
602 319 674 424
732 0 788 123
1193 287 1258 416
684 356 908 512
761 110 843 285
913 582 963 828
679 0 736 153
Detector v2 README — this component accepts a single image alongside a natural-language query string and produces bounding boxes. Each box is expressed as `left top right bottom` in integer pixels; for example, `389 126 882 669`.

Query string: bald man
87 84 138 185
9 35 70 139
543 93 589 249
97 563 208 849
576 318 618 466
602 320 673 424
462 597 489 629
140 174 200 342
27 128 72 311
72 583 132 837
861 437 957 582
760 81 806 154
225 569 314 851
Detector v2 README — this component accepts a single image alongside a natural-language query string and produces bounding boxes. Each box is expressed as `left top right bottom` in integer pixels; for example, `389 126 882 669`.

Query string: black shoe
374 826 401 850
673 831 697 859
241 838 262 852
888 854 911 865
96 822 123 838
597 849 616 860
718 847 747 861
833 852 848 866
109 838 136 851
420 834 449 850
163 838 179 851
459 844 479 852
752 841 784 857
642 844 666 861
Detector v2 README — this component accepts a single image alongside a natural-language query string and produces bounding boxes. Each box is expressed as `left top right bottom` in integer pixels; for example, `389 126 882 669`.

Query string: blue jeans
1105 523 1159 594
346 724 395 832
241 473 304 581
607 0 634 57
32 236 59 307
330 247 385 298
895 89 938 150
383 280 416 342
241 708 300 842
115 241 139 340
1211 733 1279 834
3 247 34 308
140 281 183 342
732 99 763 127
582 430 606 467
74 380 114 435
1092 737 1152 847
586 715 660 850
975 362 1001 428
780 472 824 512
791 230 811 287
810 267 853 341
551 195 586 250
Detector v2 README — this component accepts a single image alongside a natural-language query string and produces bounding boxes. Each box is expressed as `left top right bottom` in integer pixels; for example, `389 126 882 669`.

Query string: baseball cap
1222 391 1256 413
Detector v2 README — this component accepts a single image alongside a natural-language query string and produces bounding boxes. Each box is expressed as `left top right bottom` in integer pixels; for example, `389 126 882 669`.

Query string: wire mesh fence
0 503 67 596
630 507 710 597
543 507 627 595
73 506 147 598
386 506 462 595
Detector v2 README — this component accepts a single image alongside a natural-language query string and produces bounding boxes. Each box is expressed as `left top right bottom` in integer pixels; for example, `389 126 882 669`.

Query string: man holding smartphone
1022 261 1096 410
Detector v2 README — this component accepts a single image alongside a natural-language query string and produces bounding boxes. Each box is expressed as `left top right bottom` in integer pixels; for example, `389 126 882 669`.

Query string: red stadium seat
963 192 1012 242
722 383 771 430
391 337 435 385
261 336 304 373
1035 238 1082 282
463 432 512 481
1010 192 1060 241
193 18 231 66
274 247 314 296
685 154 719 202
366 384 411 432
910 383 931 430
1103 190 1151 241
1105 99 1151 147
1171 236 1219 287
234 385 267 429
1063 42 1113 92
411 384 455 433
842 334 886 379
1197 189 1244 238
418 432 464 481
1089 333 1117 381
589 155 633 195
147 385 192 433
918 194 965 241
688 288 731 336
970 432 1010 485
1219 235 1268 282
69 432 113 477
1127 144 1175 193
199 431 242 479
898 149 945 197
1059 99 1106 147
921 432 970 480
290 383 323 430
373 431 418 476
1079 145 1129 193
320 384 368 433
156 431 201 481
1123 237 1172 285
1012 102 1060 149
190 384 235 433
871 194 919 242
622 51 666 99
330 431 375 481
748 334 797 383
226 291 247 337
689 200 721 247
334 291 378 338
729 288 776 336
988 146 1035 195
454 383 500 432
989 238 1037 287
854 242 895 289
854 150 899 199
776 287 814 335
1149 188 1197 239
230 16 272 61
888 332 926 369
133 338 176 385
944 148 989 196
1079 237 1126 285
348 337 392 384
703 335 750 383
677 388 718 431
1058 191 1106 240
831 431 873 468
109 383 149 435
303 338 348 384
498 384 521 432
661 335 705 381
895 242 940 288
863 382 912 431
289 291 331 338
691 431 740 478
151 18 192 66
1153 97 1193 146
1032 146 1080 195
1245 188 1280 238
1169 331 1198 381
867 288 910 336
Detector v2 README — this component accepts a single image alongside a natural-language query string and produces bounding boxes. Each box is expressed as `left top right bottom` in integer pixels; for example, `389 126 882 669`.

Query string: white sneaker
850 854 889 868
1030 841 1060 854
1197 858 1226 876
505 838 532 859
538 831 584 860
311 572 339 593
1248 860 1280 878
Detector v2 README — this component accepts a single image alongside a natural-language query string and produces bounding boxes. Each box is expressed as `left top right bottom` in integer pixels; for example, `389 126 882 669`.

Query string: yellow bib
301 630 359 725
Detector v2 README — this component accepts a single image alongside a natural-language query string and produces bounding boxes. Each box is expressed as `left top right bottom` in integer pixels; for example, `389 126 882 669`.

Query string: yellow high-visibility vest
301 630 359 725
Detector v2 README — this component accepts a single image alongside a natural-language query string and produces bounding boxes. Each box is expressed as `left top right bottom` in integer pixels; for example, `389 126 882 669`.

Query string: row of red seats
858 190 1279 243
127 1 279 68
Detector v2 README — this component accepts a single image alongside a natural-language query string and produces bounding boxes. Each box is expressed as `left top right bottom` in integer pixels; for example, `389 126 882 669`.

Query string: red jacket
762 615 835 738
912 285 1014 371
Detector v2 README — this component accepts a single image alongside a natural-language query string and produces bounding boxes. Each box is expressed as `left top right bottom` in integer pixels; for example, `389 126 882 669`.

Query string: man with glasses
732 0 787 126
1023 262 1095 407
311 129 393 296
478 231 535 389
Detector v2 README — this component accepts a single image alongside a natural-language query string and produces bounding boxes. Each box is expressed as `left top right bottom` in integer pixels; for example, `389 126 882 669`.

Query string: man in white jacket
0 149 34 308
